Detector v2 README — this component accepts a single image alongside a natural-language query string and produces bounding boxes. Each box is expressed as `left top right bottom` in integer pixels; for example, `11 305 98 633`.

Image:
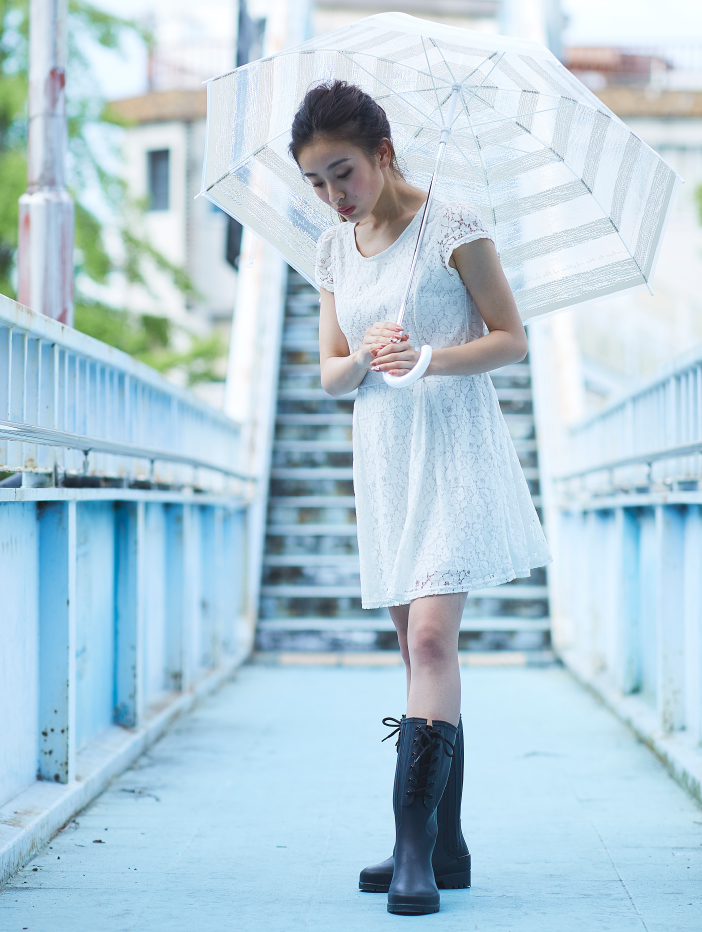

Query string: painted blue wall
0 505 39 804
143 504 167 704
75 503 116 750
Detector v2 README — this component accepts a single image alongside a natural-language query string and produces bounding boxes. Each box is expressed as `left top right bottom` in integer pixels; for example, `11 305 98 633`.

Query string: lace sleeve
315 227 335 292
438 205 493 270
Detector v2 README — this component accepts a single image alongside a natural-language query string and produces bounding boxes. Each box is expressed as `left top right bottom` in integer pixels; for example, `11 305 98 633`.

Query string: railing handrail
0 293 240 430
0 419 253 480
570 341 702 432
558 440 702 481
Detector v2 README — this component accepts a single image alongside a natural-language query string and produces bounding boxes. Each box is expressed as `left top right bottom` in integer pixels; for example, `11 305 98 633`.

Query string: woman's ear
377 138 393 169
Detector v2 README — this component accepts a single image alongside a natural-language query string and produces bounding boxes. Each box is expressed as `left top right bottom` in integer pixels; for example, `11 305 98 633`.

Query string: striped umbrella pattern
200 12 680 320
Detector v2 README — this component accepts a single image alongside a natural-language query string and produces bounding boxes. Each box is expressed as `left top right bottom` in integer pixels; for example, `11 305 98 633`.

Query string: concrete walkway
1 662 701 932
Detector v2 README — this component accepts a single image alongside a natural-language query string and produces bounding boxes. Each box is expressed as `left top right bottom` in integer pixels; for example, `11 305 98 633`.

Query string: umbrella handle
382 345 433 389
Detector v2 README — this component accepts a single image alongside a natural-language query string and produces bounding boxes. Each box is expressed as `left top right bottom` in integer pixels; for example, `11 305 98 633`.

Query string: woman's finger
374 340 412 358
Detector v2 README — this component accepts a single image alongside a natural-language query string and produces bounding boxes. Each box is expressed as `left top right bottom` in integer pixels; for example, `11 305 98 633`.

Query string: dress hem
360 556 552 611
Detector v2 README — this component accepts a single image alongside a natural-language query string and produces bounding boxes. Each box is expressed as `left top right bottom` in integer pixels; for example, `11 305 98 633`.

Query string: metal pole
17 0 75 326
395 84 460 329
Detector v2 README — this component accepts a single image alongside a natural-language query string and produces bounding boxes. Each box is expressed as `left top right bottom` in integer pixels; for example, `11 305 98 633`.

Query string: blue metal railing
0 293 246 490
0 294 254 885
552 345 702 803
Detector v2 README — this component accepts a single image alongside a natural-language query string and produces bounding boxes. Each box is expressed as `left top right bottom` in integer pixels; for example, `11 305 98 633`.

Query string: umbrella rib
398 87 456 158
457 100 577 134
421 37 445 116
429 39 502 99
428 37 458 86
203 128 296 193
450 53 506 238
338 51 442 128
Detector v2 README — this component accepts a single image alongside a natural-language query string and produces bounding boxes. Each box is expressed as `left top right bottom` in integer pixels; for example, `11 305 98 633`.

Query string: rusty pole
18 0 74 326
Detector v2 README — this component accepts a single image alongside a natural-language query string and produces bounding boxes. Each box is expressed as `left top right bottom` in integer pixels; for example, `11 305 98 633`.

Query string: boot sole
360 868 470 894
387 901 440 915
359 880 390 892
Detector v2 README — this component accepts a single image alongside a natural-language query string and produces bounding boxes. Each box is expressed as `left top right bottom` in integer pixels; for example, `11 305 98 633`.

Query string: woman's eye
311 181 323 188
337 170 351 180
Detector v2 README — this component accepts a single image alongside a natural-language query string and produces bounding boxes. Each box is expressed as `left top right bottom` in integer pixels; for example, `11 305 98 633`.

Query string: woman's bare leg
404 593 466 727
389 603 411 701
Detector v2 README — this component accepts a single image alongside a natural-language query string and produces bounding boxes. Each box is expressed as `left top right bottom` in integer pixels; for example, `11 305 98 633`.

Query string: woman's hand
370 336 420 376
359 321 407 368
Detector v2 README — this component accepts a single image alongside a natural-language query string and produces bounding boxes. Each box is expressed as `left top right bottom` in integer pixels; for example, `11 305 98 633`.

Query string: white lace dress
315 203 551 610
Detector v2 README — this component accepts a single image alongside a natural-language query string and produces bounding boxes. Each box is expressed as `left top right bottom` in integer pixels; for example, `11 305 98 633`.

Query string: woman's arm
319 287 405 396
370 238 528 377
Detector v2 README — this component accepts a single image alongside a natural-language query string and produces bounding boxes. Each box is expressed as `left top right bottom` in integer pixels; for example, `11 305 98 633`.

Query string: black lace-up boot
386 718 457 915
359 716 470 893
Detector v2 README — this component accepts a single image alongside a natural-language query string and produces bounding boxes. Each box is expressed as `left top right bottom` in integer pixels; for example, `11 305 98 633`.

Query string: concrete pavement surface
1 662 701 931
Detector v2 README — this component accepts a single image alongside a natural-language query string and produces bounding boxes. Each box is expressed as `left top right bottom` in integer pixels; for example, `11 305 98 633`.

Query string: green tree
0 0 225 386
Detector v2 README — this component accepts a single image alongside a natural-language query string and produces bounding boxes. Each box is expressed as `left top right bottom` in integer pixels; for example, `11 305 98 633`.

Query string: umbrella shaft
396 85 461 329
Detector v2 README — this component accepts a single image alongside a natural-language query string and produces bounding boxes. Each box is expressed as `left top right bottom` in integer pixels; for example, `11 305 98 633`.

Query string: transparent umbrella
200 12 680 385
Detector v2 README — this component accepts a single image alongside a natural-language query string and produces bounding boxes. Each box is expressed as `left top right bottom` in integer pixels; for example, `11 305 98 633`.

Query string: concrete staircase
257 268 550 653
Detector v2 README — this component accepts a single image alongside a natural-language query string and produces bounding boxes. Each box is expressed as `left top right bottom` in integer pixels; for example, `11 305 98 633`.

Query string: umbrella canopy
200 12 680 320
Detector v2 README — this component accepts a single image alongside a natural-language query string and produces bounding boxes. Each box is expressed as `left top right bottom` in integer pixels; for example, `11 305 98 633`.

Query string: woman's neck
359 174 427 231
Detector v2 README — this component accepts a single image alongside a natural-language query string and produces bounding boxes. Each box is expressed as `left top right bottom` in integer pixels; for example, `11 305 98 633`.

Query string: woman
290 81 551 916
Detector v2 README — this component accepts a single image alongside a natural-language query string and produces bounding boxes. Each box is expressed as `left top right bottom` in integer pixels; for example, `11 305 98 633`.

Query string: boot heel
436 868 471 889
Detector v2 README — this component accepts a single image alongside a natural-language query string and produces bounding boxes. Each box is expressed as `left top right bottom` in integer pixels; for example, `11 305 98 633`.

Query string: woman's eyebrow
303 157 351 177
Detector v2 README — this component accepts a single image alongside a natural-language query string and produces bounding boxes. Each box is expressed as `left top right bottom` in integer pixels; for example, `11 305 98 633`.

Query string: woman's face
297 136 391 222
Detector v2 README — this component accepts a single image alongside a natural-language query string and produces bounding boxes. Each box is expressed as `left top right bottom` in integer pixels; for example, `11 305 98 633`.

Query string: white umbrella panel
200 11 680 325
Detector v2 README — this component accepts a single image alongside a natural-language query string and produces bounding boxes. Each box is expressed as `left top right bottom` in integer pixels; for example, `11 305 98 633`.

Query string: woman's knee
407 623 455 668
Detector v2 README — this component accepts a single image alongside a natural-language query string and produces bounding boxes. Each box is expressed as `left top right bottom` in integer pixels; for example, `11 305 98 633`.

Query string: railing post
18 0 74 325
164 504 186 691
114 501 145 727
200 506 217 668
37 500 76 782
656 505 686 732
683 505 702 741
612 507 641 695
182 504 201 689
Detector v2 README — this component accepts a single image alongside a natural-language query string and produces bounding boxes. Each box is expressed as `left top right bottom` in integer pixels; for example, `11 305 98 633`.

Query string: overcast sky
89 0 702 100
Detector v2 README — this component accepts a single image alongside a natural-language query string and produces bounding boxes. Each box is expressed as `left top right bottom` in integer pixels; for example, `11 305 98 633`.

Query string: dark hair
289 80 403 177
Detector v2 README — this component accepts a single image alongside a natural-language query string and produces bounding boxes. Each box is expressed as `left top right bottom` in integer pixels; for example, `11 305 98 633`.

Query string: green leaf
73 200 110 283
695 183 702 227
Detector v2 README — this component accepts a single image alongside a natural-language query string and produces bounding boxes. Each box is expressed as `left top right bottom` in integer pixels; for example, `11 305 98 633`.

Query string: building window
147 149 169 211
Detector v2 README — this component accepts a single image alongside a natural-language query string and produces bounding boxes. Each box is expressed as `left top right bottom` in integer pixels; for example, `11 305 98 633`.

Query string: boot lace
405 724 454 805
381 716 403 748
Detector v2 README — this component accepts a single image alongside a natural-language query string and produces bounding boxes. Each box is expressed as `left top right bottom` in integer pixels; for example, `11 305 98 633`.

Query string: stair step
277 414 354 426
270 467 354 480
494 388 532 401
269 496 356 508
274 440 353 452
281 340 320 352
491 363 531 378
266 524 357 536
280 364 322 375
258 616 550 632
261 585 363 597
263 554 359 566
273 439 535 456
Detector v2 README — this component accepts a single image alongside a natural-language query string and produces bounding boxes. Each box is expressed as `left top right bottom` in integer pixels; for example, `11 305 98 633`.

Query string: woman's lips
337 206 355 216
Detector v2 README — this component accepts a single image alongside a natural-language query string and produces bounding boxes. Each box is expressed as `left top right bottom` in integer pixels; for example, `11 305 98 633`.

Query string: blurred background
2 0 701 409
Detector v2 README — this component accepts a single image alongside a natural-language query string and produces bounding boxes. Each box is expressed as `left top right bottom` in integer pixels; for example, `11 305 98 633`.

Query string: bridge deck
2 663 701 931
